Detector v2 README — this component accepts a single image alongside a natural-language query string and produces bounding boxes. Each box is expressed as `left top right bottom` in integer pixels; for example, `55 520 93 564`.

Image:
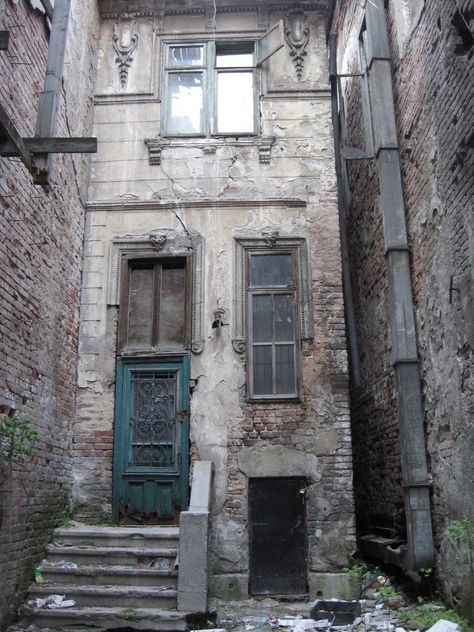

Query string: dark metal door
249 477 307 595
113 357 189 521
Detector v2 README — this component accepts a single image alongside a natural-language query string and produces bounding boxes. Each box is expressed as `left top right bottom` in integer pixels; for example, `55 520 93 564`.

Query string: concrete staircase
20 525 190 631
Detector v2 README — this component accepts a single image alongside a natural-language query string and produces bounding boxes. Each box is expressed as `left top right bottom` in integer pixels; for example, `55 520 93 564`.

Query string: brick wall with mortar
0 0 98 626
73 0 356 597
334 0 473 616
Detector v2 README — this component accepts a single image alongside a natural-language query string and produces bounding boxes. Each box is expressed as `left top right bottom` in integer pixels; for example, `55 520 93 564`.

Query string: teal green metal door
113 357 189 521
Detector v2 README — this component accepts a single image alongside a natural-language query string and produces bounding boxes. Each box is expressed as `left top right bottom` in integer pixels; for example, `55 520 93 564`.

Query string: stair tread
54 526 179 538
47 545 178 555
22 605 188 618
29 584 177 596
41 564 177 575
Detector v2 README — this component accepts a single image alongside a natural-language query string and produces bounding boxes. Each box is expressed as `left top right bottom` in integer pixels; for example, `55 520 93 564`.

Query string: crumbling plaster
74 1 355 590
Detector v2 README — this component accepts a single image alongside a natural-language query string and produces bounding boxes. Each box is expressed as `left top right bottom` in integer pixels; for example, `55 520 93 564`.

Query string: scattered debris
28 594 76 609
41 559 77 569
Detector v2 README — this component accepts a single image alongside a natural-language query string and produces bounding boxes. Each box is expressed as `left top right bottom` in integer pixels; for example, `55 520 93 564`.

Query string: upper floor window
164 42 256 136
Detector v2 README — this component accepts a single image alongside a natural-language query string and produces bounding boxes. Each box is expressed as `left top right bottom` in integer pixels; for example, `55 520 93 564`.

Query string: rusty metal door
249 477 307 595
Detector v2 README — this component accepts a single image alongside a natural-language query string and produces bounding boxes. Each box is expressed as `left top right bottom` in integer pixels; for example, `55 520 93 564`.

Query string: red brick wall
335 0 473 612
0 0 97 625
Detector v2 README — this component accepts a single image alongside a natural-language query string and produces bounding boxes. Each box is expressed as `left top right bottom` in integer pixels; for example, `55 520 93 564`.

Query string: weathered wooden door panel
249 477 307 595
113 357 189 521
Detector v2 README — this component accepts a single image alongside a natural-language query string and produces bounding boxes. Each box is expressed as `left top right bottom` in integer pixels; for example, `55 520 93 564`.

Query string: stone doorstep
27 584 178 608
19 606 189 631
46 545 179 566
53 526 180 548
40 565 178 587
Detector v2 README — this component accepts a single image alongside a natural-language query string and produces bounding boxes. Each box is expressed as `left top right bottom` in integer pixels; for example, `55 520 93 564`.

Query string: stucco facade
73 0 355 597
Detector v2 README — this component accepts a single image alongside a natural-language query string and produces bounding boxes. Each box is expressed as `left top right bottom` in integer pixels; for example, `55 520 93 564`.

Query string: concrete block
178 512 209 613
208 573 249 601
308 573 359 601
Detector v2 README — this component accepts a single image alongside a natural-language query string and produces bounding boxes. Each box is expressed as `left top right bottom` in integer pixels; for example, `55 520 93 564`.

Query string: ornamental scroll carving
284 9 310 80
112 27 139 87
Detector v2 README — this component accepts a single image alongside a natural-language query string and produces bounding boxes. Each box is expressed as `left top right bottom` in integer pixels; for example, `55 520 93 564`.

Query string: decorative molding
107 228 205 355
232 339 246 354
112 31 139 87
261 229 280 247
284 8 310 80
144 136 276 165
233 234 314 353
144 139 164 165
87 198 307 213
258 137 276 164
99 3 327 20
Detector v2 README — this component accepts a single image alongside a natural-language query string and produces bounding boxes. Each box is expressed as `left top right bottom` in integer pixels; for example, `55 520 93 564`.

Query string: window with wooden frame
247 251 300 400
118 257 191 353
162 23 284 137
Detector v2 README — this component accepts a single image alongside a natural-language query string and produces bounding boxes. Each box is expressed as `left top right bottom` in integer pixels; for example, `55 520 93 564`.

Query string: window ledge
144 135 275 165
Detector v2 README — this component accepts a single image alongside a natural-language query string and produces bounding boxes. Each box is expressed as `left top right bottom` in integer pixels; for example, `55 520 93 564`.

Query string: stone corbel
145 138 168 165
112 26 139 87
258 137 275 164
284 9 310 80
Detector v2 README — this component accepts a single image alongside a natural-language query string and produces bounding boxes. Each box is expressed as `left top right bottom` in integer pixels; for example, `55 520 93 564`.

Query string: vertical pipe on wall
329 34 361 387
33 0 72 185
364 0 434 569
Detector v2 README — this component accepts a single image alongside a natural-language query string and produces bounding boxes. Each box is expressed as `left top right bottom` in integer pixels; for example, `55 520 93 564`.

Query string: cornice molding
99 2 328 20
87 199 307 213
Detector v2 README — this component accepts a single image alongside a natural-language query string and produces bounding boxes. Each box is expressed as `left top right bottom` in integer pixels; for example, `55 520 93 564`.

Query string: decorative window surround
108 228 205 354
232 233 313 354
144 136 276 166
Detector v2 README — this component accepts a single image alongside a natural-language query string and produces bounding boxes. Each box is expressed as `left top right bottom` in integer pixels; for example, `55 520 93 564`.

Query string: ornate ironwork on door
113 357 189 521
129 372 177 468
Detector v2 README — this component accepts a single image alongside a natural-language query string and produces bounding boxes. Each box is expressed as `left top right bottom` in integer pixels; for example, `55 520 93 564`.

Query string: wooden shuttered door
118 258 189 352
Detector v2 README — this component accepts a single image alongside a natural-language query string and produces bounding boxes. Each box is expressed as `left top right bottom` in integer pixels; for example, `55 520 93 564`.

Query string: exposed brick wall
335 0 473 615
0 0 98 626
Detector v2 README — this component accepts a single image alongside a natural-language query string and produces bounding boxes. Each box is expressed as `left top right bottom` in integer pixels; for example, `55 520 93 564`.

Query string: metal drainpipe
33 0 72 185
328 34 361 387
363 0 434 569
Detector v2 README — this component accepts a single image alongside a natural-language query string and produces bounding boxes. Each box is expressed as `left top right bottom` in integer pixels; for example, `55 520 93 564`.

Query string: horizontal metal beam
0 31 10 50
1 137 97 155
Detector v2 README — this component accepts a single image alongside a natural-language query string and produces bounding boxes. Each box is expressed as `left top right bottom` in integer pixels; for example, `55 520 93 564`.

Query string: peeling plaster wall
75 0 356 591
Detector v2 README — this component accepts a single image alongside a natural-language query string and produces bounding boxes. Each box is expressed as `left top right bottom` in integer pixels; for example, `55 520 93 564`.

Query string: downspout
362 0 434 570
328 34 361 387
33 0 72 185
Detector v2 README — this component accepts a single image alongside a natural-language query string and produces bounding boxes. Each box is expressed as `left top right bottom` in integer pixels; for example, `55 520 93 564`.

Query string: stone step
40 564 177 588
53 526 179 549
46 545 179 567
20 605 189 631
28 584 177 609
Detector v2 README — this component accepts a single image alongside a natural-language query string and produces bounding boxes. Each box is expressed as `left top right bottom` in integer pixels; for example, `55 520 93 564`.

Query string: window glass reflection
217 72 254 134
168 72 203 134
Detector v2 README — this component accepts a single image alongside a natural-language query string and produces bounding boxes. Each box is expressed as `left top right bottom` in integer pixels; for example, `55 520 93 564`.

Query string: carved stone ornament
149 230 167 251
258 137 276 164
112 28 139 87
284 9 310 80
232 339 246 354
262 229 280 248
